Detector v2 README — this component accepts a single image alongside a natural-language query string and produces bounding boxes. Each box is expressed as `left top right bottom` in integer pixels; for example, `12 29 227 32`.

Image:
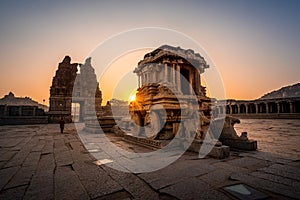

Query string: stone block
222 139 257 151
188 140 230 159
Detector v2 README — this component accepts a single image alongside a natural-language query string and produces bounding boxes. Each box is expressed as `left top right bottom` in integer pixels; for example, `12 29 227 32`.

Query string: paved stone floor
0 123 299 199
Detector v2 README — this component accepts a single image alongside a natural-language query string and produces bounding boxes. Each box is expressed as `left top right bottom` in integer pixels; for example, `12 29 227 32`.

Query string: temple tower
48 56 102 123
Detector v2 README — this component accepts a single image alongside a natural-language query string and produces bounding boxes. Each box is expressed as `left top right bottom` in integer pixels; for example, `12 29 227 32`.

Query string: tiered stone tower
48 56 102 123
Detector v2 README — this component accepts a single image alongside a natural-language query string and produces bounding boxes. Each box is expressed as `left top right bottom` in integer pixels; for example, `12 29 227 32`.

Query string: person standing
59 117 65 133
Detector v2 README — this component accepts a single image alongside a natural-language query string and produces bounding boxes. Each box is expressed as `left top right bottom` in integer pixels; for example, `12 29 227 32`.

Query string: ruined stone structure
125 45 257 156
213 97 300 119
0 92 48 125
48 56 102 123
130 45 211 140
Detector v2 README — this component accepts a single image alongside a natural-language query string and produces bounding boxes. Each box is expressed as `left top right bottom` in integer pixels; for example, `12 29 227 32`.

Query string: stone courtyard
0 121 299 199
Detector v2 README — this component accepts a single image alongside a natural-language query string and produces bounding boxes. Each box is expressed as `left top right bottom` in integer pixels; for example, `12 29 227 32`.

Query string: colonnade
214 98 300 115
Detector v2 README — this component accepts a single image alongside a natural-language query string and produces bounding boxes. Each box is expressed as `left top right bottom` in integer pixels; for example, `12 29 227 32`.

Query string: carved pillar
229 105 233 114
164 63 168 83
265 103 269 113
237 104 240 114
176 65 181 92
138 75 141 88
189 69 193 94
172 63 176 85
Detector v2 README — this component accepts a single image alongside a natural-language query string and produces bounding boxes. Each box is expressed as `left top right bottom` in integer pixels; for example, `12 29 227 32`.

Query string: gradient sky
0 0 299 105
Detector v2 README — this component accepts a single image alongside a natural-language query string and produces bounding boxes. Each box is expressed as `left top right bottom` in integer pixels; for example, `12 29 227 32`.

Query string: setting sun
129 93 136 102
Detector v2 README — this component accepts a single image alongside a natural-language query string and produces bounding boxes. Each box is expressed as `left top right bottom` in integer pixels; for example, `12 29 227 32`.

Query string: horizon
1 1 300 105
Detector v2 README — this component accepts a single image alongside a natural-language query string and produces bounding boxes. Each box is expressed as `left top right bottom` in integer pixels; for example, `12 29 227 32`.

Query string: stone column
245 104 248 114
265 103 269 113
33 106 36 116
176 65 181 92
237 105 240 114
229 105 233 114
4 105 8 116
255 104 258 114
138 75 141 88
289 102 294 113
277 103 281 113
189 70 193 94
172 64 176 85
164 63 168 83
18 106 22 116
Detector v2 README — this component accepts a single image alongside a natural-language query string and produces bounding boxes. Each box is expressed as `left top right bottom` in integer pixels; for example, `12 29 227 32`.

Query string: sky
0 0 299 105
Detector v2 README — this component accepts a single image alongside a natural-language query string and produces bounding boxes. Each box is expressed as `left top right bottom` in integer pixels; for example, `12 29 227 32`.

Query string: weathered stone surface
0 185 27 200
159 177 222 200
22 151 41 167
258 163 300 181
138 159 216 190
0 124 299 199
0 166 20 190
72 161 122 199
102 165 159 199
54 166 89 200
5 166 35 189
226 157 271 170
230 172 300 199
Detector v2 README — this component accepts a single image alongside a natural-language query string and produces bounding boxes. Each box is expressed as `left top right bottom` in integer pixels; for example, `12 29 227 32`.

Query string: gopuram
126 45 257 158
48 56 102 123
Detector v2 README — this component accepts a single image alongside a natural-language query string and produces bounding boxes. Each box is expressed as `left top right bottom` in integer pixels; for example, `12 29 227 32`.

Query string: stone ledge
188 140 230 159
222 139 257 151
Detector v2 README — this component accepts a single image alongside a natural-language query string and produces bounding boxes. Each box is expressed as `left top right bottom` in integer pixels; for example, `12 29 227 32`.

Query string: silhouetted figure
59 117 65 133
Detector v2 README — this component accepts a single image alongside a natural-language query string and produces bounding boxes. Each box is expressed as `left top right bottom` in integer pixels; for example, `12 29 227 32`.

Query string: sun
129 93 136 102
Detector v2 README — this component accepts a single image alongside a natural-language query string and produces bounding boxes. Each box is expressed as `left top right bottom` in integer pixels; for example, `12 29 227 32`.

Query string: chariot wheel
144 111 163 139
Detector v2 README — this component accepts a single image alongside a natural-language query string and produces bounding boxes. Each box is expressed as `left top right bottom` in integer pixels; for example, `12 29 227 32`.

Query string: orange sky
0 1 299 105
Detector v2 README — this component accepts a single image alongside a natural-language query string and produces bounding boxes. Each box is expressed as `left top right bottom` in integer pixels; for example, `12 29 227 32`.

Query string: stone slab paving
0 123 299 199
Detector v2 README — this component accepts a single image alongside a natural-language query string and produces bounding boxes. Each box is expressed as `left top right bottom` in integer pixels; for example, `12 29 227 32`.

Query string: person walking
59 117 65 133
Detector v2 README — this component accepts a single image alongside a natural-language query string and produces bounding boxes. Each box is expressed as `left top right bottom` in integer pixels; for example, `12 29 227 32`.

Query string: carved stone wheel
144 111 162 139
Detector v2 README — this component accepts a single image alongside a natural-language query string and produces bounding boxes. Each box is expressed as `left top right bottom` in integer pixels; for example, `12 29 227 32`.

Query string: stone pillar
289 102 294 113
4 105 8 116
164 63 168 83
33 106 36 116
277 103 281 113
189 70 193 94
237 105 240 114
266 103 269 113
18 106 22 116
255 104 258 114
138 75 141 88
172 64 176 85
229 105 233 114
176 65 181 92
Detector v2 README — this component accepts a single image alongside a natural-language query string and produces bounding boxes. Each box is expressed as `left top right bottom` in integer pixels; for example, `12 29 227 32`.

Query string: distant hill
260 83 300 99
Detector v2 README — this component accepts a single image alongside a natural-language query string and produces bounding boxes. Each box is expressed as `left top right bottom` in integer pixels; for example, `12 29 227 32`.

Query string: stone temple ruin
48 56 102 123
49 46 257 159
129 45 211 140
124 45 257 157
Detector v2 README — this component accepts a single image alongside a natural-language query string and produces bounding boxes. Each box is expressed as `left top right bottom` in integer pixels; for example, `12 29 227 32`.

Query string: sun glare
129 93 136 102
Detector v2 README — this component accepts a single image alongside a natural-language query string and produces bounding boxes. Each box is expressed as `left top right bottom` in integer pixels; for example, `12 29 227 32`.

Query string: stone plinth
188 140 230 159
222 139 257 151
